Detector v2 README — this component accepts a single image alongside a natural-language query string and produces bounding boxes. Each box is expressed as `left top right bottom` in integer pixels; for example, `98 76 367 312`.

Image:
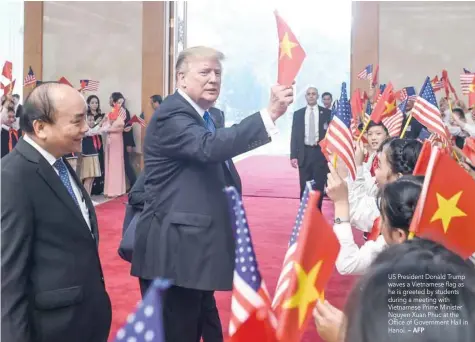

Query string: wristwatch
334 217 349 224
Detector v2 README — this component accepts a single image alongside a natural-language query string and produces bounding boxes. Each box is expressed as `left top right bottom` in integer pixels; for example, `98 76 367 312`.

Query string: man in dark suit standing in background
290 86 331 208
131 46 293 342
2 83 112 342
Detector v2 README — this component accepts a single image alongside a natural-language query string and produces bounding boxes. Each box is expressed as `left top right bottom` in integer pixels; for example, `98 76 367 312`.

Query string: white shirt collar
307 105 318 111
2 124 10 131
23 134 58 166
177 88 207 118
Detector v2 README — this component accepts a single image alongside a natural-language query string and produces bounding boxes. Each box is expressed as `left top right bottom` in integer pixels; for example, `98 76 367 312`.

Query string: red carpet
97 156 362 341
236 155 300 199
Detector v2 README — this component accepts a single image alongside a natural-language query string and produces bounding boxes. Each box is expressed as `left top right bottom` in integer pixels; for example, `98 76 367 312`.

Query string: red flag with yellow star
463 138 475 165
370 82 397 123
274 11 306 87
228 308 278 342
3 79 15 96
275 191 340 342
409 146 475 259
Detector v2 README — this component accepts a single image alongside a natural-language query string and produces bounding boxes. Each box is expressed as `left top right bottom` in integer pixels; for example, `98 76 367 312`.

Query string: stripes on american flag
460 73 475 95
412 77 449 144
399 86 417 102
23 66 36 86
224 187 276 336
80 79 100 92
272 181 314 311
357 64 372 80
326 82 357 180
382 99 405 137
431 76 443 92
118 107 127 121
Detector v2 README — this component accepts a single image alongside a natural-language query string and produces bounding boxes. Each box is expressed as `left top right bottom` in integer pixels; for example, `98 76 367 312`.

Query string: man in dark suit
13 93 23 119
290 87 331 208
1 83 112 342
131 46 293 342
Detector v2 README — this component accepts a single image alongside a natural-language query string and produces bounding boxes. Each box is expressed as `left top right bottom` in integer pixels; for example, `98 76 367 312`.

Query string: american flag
326 82 357 180
412 77 449 144
80 79 100 92
431 75 443 92
357 64 372 80
128 112 146 127
119 106 127 121
382 99 405 137
330 100 338 119
23 66 36 86
272 181 314 311
399 86 417 101
460 72 475 95
224 187 276 336
113 278 170 342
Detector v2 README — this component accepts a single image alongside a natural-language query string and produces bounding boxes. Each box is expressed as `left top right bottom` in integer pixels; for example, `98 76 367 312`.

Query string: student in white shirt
349 138 422 234
327 158 423 275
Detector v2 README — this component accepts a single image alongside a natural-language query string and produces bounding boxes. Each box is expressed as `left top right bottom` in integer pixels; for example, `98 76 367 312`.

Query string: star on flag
274 11 306 86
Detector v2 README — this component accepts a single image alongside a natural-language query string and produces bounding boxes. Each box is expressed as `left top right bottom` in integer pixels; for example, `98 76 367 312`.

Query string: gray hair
175 46 225 76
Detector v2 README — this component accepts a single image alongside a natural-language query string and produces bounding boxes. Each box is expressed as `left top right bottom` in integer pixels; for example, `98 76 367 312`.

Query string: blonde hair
175 46 225 75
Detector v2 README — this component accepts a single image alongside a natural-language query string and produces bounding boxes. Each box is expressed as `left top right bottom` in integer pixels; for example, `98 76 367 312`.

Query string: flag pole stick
399 112 413 138
332 154 338 169
357 118 371 142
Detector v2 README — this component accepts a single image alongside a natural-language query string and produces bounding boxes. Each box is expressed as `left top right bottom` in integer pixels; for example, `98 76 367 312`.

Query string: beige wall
42 1 143 151
379 1 475 98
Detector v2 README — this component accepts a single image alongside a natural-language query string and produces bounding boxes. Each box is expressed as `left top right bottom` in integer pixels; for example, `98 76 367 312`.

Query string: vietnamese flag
350 89 363 118
413 140 432 176
274 11 306 86
58 76 73 87
2 61 13 81
370 82 397 123
463 138 475 165
3 79 15 95
227 308 277 342
276 191 340 342
409 147 475 259
318 138 331 163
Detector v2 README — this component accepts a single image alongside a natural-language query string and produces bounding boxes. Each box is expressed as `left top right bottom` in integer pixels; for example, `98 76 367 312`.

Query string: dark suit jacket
290 105 331 166
131 92 270 291
123 108 136 147
1 138 111 342
402 112 425 139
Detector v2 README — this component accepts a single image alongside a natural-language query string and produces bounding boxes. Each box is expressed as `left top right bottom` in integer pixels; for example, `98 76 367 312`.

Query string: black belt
304 144 319 148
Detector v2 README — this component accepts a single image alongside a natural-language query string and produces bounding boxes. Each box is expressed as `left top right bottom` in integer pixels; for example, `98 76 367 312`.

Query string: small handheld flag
113 278 171 342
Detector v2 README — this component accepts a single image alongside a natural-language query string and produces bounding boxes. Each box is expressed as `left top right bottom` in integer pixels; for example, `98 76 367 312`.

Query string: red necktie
92 136 101 150
8 129 18 152
370 155 379 177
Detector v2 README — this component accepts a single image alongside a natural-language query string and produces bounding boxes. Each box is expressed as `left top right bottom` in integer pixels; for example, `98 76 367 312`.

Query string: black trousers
123 145 137 190
298 145 328 209
139 279 223 342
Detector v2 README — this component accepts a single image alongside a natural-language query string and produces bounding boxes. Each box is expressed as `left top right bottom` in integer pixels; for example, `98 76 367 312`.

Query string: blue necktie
54 159 79 206
203 111 216 133
203 111 230 169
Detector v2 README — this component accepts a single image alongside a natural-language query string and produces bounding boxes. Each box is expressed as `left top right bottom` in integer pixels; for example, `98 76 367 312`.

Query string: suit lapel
36 158 90 230
64 159 100 243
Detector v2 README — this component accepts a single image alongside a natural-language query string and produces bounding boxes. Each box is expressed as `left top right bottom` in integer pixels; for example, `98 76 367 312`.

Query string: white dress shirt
333 222 387 275
23 134 92 231
304 105 319 145
177 89 279 137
